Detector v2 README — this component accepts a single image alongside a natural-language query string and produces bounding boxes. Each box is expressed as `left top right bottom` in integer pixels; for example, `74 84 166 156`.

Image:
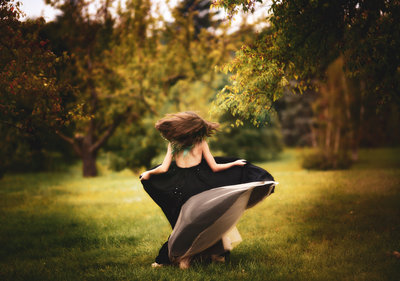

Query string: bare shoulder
199 139 208 148
200 139 212 151
192 141 204 155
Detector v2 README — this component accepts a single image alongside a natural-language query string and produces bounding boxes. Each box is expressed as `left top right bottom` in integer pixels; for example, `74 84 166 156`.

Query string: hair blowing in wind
155 112 219 149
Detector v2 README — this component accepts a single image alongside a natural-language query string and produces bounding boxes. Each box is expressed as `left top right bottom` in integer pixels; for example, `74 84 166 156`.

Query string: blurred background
1 0 399 178
1 1 400 280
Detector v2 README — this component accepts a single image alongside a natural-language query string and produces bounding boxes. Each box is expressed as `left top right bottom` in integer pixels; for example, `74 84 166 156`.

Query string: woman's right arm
201 140 246 172
140 143 173 180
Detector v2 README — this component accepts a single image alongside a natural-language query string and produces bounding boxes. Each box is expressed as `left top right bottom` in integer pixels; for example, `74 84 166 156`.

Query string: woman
140 112 277 269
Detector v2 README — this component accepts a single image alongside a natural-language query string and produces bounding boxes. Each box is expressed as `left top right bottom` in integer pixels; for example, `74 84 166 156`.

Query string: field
0 148 399 281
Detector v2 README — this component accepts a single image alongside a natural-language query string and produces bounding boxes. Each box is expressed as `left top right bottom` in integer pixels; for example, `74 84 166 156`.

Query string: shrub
301 150 352 170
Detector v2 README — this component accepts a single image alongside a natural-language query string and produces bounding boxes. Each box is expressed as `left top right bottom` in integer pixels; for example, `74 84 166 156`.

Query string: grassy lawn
0 148 399 281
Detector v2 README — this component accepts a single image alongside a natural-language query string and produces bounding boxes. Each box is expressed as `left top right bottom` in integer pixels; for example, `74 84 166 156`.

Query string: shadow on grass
0 210 138 260
0 191 139 280
242 191 400 280
303 188 399 280
227 187 400 280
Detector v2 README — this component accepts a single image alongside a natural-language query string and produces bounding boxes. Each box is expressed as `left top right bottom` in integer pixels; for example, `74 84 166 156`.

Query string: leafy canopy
213 0 400 125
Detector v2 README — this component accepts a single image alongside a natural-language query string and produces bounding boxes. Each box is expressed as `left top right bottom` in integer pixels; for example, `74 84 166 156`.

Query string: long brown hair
155 111 219 151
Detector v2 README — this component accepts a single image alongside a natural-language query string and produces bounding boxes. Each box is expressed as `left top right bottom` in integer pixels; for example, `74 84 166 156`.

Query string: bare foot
179 257 191 269
151 262 163 268
211 255 225 263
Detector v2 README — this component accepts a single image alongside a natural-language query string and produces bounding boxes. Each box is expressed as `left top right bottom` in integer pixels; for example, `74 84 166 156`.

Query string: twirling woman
140 111 277 269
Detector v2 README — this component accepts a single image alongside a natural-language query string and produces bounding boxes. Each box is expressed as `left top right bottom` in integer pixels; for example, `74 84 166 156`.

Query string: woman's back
174 142 203 168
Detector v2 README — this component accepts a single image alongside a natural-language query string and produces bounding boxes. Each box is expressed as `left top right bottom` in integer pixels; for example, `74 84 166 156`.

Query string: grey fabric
168 181 277 262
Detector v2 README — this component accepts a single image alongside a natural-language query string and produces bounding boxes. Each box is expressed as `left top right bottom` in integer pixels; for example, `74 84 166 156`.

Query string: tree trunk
309 122 318 147
333 126 341 155
82 149 98 177
325 110 332 150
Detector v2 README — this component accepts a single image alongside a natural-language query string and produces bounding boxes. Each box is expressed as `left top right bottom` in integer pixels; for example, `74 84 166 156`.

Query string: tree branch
90 107 139 153
55 130 74 144
90 120 119 153
56 130 83 157
163 74 187 87
0 120 25 132
138 93 158 116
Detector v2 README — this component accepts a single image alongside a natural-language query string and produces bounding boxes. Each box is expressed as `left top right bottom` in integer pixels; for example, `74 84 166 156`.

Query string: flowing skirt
141 157 277 263
168 180 277 262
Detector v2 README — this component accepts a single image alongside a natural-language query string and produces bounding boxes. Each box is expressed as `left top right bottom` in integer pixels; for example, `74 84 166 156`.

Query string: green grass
1 148 400 281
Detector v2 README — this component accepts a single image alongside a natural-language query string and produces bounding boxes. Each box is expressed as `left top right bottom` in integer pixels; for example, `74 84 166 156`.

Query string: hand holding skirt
141 157 277 264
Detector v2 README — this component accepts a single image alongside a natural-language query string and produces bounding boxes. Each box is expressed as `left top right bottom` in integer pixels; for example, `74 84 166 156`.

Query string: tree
102 0 182 171
0 0 72 176
213 0 400 167
211 111 283 162
176 0 221 39
214 0 399 121
42 0 155 177
274 88 316 147
301 57 358 169
104 0 245 171
0 0 70 133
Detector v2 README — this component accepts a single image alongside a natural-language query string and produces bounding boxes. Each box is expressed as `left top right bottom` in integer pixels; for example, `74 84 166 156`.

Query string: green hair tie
183 146 191 157
172 143 193 157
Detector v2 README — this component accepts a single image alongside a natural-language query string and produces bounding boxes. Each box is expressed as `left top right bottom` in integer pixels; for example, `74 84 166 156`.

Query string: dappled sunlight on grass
0 148 399 280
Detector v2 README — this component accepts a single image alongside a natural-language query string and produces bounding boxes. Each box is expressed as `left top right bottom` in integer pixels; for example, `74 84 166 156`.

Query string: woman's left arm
202 140 246 172
140 143 173 180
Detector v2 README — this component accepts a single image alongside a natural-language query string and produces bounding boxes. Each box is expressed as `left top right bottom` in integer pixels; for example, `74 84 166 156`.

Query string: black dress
141 157 277 264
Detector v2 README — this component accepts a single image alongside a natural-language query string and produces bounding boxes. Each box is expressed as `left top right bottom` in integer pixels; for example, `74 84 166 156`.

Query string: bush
104 118 164 171
301 150 352 170
0 125 76 175
211 113 283 162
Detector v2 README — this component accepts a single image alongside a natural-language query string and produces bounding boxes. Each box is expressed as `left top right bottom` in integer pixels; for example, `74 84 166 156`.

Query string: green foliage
211 112 283 162
39 0 162 176
177 0 221 38
215 37 289 126
301 149 352 170
0 0 78 175
43 0 125 128
0 124 76 176
103 0 244 170
211 0 263 18
213 0 400 123
360 102 400 147
105 118 164 171
274 90 316 147
212 0 400 170
307 57 374 169
0 0 71 132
